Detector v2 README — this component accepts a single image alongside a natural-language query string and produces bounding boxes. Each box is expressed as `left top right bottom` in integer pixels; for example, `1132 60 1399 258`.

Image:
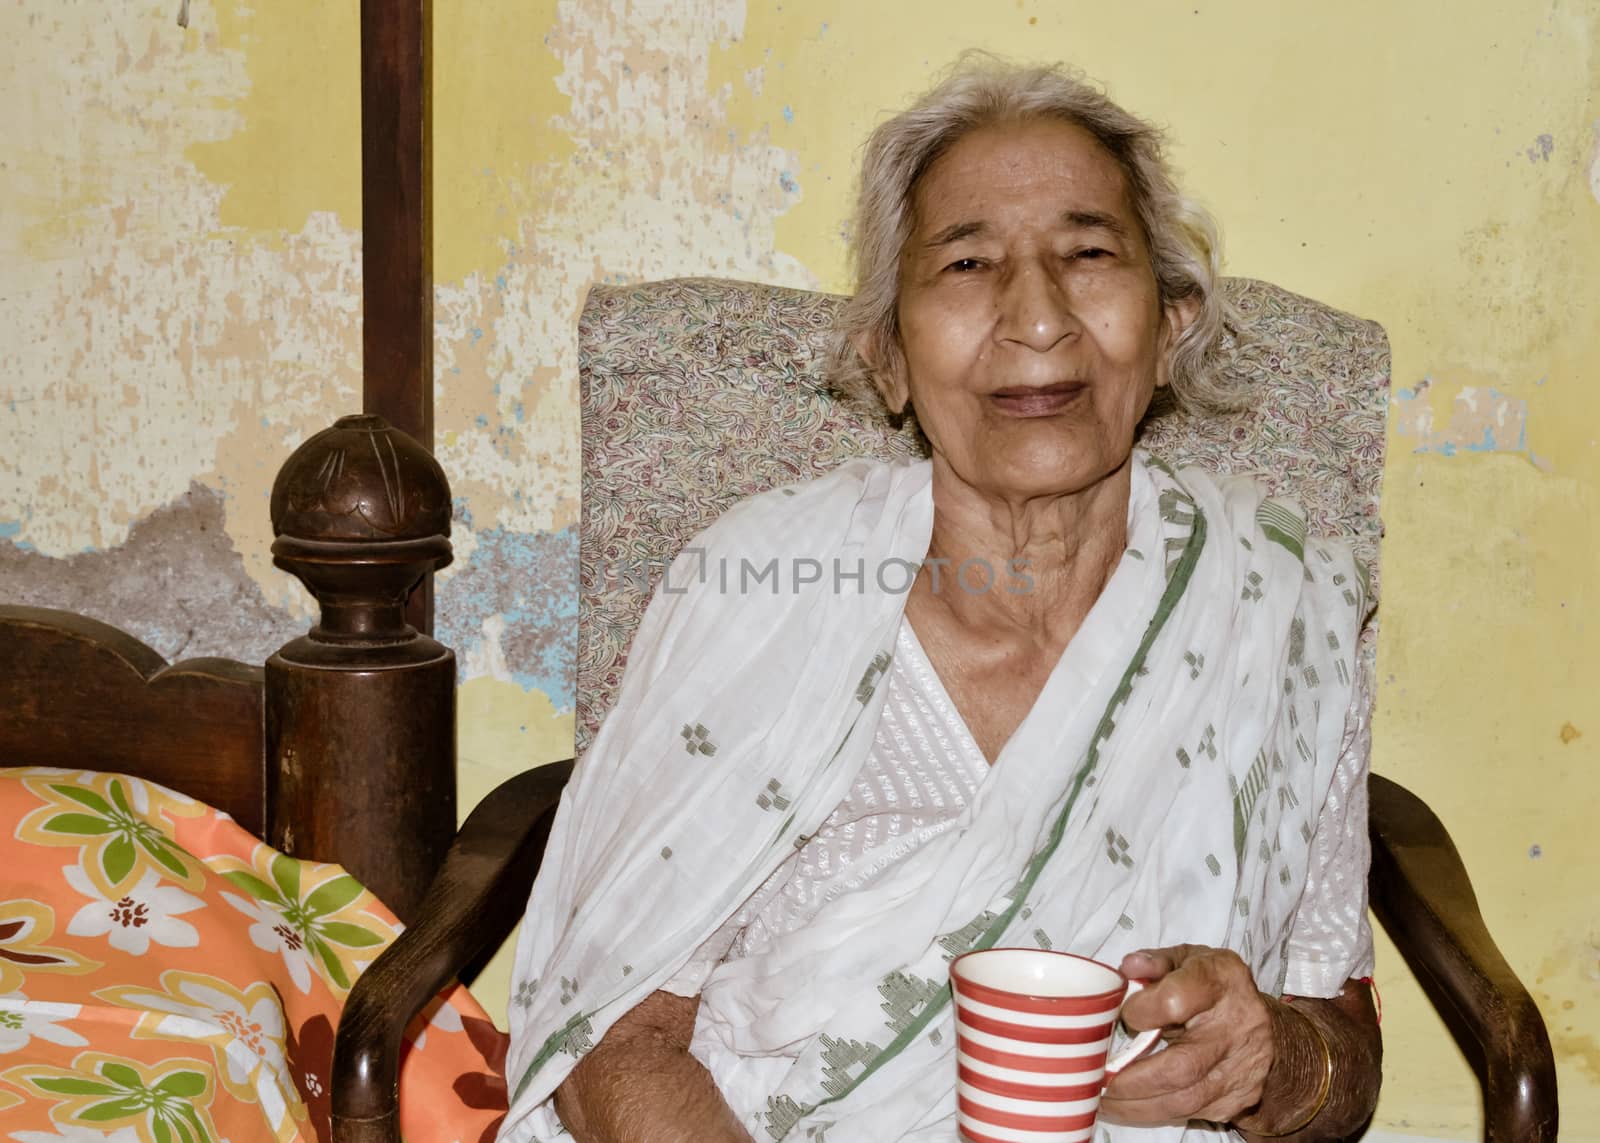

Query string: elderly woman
500 57 1381 1142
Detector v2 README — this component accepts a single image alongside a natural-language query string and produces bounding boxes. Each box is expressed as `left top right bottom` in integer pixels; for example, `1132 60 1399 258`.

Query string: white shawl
501 453 1367 1142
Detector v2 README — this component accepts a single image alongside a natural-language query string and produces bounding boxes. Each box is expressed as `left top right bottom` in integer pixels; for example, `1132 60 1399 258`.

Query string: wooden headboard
0 608 267 831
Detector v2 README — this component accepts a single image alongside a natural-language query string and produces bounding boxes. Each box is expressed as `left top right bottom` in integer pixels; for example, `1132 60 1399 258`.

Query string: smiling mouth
988 382 1087 417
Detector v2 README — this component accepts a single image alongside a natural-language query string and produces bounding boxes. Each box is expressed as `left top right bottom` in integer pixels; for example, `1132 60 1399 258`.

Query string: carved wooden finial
265 414 458 917
270 414 451 644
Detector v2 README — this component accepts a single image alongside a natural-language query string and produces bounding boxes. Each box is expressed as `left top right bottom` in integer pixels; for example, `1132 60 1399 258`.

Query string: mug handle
1104 979 1162 1078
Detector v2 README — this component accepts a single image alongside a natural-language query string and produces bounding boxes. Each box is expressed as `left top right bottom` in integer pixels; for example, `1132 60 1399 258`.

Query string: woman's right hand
553 990 754 1143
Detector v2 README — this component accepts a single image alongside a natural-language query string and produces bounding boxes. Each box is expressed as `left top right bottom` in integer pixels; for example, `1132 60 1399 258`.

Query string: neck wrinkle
919 459 1132 639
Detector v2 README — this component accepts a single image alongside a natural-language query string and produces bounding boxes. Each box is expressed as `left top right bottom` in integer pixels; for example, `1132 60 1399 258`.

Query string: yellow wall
5 2 1596 1138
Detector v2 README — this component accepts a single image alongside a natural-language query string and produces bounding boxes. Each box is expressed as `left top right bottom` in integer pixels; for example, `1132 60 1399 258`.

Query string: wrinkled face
879 117 1186 502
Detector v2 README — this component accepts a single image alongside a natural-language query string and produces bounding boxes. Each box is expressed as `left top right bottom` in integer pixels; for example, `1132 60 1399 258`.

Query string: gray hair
830 54 1239 414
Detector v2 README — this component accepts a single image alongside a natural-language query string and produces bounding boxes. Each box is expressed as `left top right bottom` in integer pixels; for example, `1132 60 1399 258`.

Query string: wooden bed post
265 415 456 923
361 0 434 635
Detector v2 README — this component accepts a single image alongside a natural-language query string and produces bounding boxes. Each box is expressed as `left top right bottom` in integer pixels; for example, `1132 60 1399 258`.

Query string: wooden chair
361 276 1557 1142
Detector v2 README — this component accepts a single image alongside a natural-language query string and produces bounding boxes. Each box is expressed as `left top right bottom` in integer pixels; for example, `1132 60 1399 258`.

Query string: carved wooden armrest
1367 773 1558 1142
330 759 575 1143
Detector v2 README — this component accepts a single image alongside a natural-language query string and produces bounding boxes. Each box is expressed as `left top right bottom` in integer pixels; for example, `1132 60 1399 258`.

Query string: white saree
500 453 1369 1143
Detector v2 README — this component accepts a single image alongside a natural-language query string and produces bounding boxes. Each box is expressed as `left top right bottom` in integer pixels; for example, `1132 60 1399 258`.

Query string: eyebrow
922 210 1129 249
1060 209 1128 236
924 220 987 248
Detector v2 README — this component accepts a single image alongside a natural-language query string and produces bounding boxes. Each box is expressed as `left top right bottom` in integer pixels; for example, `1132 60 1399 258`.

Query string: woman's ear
852 330 910 414
1155 295 1202 390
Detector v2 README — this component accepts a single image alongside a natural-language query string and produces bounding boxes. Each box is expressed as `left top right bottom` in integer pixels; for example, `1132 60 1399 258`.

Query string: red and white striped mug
949 948 1162 1143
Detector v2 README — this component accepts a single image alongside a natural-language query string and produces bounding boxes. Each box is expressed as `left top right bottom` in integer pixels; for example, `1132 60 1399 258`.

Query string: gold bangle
1257 1001 1333 1138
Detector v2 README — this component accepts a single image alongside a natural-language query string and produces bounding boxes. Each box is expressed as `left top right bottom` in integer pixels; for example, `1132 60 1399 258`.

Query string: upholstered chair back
576 277 1389 752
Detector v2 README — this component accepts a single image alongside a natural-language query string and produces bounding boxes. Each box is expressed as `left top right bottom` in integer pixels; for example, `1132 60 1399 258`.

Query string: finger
1101 1035 1244 1128
1119 969 1220 1031
1103 1037 1227 1104
1118 944 1196 981
1102 1074 1255 1129
1101 1072 1222 1128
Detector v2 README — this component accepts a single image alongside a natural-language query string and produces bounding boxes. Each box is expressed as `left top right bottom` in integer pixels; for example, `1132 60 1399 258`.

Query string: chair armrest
1367 773 1558 1142
331 759 575 1143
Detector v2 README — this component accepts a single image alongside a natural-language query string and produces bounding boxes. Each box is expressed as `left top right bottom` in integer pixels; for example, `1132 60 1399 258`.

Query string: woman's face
882 117 1190 503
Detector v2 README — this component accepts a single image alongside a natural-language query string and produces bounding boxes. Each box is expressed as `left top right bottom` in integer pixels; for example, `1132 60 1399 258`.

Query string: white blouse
668 619 1375 998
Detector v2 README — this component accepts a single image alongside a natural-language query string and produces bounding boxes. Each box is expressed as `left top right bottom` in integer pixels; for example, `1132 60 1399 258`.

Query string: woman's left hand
1099 944 1279 1126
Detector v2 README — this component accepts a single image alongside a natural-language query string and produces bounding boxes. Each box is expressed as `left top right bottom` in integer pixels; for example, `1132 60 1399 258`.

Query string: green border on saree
800 500 1209 1124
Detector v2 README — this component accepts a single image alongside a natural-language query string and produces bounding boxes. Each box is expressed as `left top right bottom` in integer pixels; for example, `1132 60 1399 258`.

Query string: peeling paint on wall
428 0 813 714
0 0 360 638
0 482 298 663
432 0 811 529
2 0 812 713
437 523 576 701
1392 378 1549 468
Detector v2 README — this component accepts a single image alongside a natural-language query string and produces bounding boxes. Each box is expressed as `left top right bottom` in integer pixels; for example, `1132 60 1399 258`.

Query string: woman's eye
944 258 985 273
1071 247 1112 261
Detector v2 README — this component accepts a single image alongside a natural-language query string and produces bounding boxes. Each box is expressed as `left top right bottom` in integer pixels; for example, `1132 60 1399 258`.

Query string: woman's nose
996 261 1077 352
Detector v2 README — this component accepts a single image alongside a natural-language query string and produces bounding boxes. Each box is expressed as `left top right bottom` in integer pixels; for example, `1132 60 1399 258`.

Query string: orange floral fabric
0 767 508 1142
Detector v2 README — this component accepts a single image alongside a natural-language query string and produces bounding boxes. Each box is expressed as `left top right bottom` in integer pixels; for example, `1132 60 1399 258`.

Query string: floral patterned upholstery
577 277 1389 753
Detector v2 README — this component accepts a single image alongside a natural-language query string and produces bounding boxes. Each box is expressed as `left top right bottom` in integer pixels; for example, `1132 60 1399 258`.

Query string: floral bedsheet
0 767 508 1143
